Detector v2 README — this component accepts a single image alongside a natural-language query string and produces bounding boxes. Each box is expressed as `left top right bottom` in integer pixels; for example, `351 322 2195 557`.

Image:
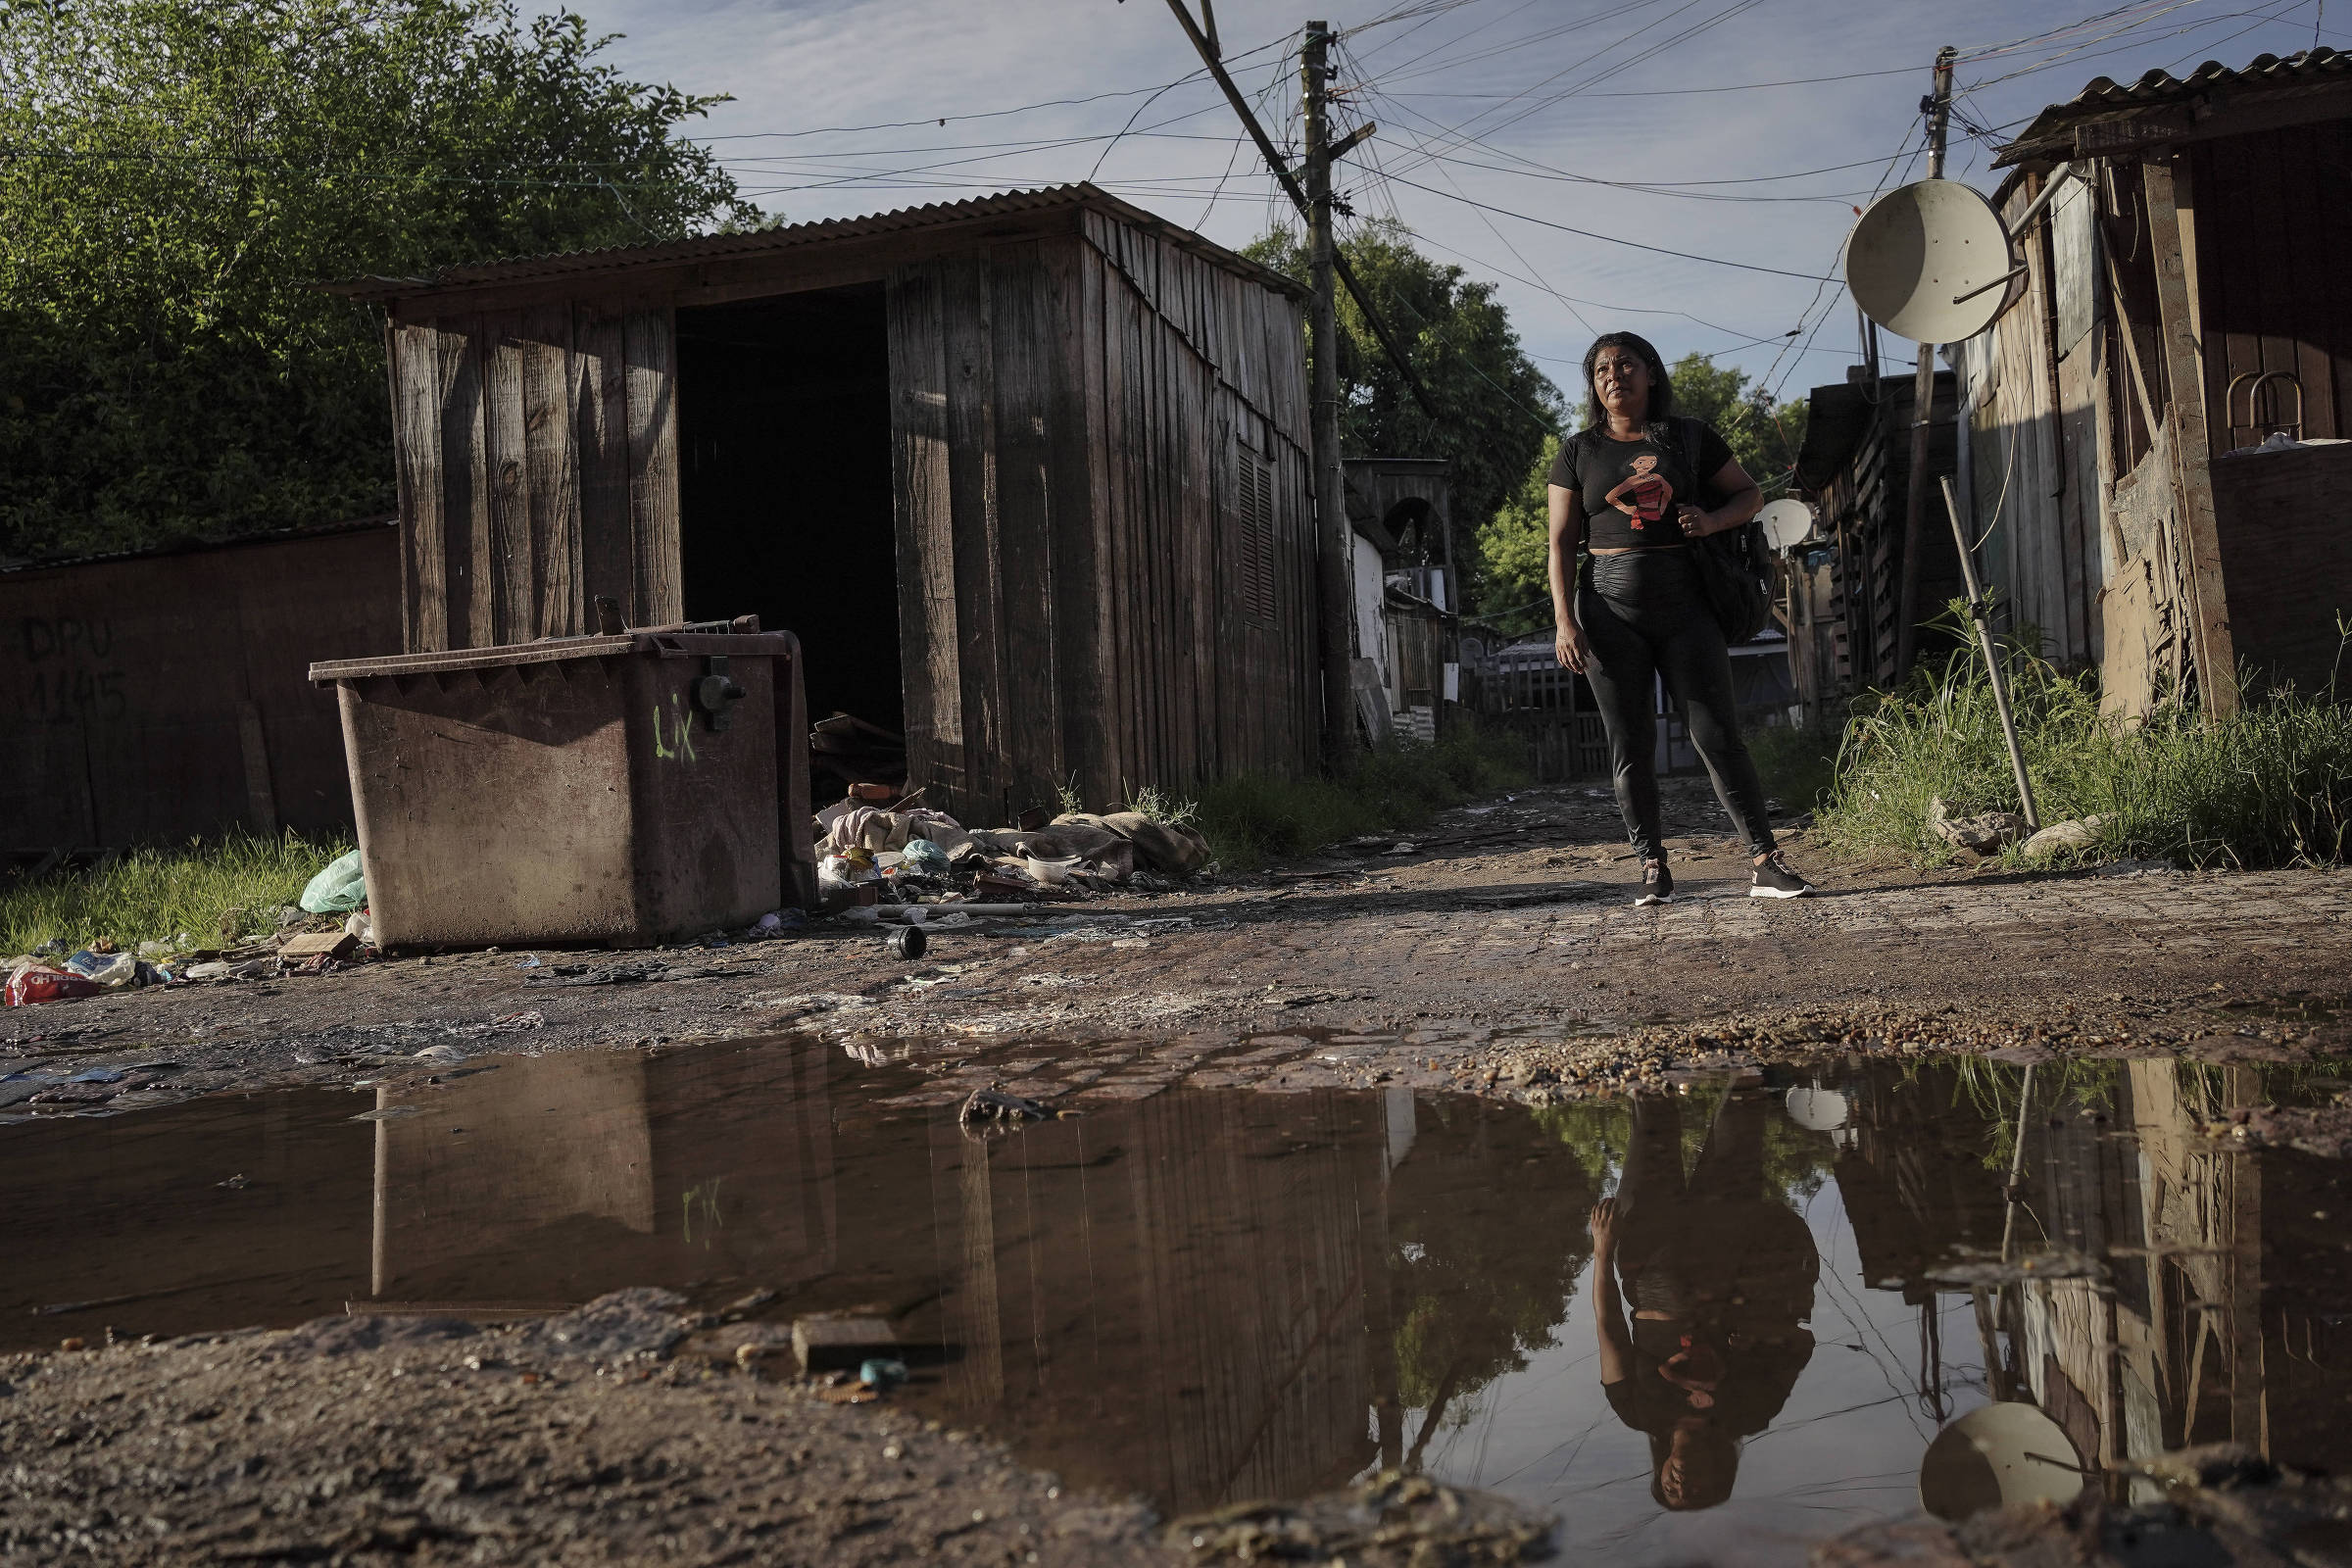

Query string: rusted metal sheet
313 629 812 948
0 522 401 850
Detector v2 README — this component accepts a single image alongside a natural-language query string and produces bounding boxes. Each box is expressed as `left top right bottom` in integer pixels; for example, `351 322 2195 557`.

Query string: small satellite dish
1846 178 2014 343
1919 1403 2085 1522
1785 1086 1849 1132
1757 498 1814 552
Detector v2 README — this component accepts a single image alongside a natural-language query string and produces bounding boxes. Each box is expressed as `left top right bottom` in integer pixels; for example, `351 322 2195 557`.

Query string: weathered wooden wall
886 215 1316 822
0 523 401 850
386 306 680 652
1962 170 2106 671
1808 372 1960 693
2181 122 2352 453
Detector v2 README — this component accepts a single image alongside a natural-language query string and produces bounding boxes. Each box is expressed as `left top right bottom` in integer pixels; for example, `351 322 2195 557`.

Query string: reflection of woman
1545 331 1813 905
1591 1094 1819 1511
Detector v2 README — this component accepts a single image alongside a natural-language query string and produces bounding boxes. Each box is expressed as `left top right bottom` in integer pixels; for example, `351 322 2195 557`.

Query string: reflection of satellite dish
1757 499 1813 552
1847 178 2013 343
1785 1086 1849 1132
1919 1403 2085 1522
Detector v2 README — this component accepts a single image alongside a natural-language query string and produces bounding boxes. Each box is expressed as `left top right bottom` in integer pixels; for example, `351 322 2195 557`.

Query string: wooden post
1895 45 1956 679
1304 21 1356 771
2141 154 2240 716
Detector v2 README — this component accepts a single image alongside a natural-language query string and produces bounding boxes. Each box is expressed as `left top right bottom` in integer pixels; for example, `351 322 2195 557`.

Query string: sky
580 0 2348 413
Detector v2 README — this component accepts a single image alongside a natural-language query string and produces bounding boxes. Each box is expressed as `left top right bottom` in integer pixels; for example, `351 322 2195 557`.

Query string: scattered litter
217 1174 249 1190
514 956 542 969
413 1044 469 1063
858 1357 909 1392
792 1313 898 1372
278 930 359 962
509 1288 691 1362
885 925 928 960
350 1105 420 1122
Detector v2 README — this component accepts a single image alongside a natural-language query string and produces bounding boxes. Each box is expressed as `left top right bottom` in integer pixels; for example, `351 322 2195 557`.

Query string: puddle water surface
6 1040 2351 1565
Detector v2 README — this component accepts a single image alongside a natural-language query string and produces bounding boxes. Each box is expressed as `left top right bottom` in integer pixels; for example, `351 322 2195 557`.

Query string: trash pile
808 711 906 802
3 850 381 1007
815 795 1211 911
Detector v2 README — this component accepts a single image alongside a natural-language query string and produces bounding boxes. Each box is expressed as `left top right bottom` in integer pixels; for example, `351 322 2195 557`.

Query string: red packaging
4 967 107 1006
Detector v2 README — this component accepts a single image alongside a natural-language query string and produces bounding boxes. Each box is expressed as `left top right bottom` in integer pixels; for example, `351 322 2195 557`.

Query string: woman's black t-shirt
1548 419 1737 552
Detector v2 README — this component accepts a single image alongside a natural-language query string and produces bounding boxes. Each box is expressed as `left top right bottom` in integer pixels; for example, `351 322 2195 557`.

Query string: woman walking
1545 332 1812 904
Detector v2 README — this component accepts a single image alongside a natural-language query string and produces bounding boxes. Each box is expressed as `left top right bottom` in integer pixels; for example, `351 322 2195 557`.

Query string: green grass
1748 710 1845 815
0 830 353 957
1191 722 1534 871
1816 608 2352 869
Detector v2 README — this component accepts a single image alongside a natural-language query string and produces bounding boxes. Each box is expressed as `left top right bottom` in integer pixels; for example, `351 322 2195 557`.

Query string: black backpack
1670 416 1774 645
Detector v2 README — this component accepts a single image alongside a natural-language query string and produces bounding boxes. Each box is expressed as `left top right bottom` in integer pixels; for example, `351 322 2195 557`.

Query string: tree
0 0 758 561
1476 352 1810 620
1241 220 1561 617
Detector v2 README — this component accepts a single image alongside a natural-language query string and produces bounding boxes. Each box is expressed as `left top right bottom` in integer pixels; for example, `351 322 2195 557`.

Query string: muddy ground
7 777 2352 1565
9 779 2349 1106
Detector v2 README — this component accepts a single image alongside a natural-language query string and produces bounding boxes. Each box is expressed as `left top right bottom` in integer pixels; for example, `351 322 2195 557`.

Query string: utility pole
1894 44 1956 681
1302 20 1356 771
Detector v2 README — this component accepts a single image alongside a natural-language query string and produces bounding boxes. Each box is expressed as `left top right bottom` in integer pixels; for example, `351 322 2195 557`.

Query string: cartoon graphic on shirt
1604 453 1674 530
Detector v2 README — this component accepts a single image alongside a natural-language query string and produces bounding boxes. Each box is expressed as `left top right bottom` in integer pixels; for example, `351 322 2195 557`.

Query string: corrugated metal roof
1997 46 2352 164
325 182 1305 303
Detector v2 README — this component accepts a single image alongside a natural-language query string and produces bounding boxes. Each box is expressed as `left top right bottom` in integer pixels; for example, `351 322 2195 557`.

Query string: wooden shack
1790 368 1963 707
332 184 1316 825
1954 48 2352 716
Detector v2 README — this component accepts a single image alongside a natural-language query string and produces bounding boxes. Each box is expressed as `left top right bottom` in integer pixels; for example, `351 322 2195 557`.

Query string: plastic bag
900 838 952 875
299 850 368 914
6 967 108 1006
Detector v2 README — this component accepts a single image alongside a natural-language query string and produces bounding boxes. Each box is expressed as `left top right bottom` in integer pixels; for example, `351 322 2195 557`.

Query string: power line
1362 170 1838 280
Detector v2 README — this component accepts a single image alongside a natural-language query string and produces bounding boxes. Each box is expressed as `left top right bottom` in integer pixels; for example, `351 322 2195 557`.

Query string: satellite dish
1919 1403 2085 1522
1785 1086 1849 1132
1757 498 1814 552
1846 177 2014 343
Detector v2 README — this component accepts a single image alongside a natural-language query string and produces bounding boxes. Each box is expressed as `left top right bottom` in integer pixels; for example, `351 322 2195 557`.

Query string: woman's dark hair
1584 331 1674 425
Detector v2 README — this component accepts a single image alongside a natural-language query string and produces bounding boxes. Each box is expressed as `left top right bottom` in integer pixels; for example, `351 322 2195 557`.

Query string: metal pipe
1940 475 2041 830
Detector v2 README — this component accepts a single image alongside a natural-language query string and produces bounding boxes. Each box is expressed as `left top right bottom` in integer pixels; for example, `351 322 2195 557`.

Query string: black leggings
1577 550 1776 862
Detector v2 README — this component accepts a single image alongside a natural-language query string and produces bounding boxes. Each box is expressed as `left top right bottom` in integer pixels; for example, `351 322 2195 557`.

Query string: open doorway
676 286 900 759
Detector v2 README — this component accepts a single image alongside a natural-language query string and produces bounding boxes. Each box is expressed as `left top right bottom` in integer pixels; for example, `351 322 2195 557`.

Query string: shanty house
1343 458 1456 738
1951 49 2352 715
333 185 1316 825
1789 367 1963 710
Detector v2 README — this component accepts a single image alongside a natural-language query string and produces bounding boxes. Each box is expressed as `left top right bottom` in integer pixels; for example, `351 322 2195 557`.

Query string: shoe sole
1748 885 1810 899
1633 892 1674 906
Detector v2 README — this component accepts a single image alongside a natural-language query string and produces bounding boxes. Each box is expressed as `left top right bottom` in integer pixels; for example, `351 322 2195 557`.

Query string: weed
0 830 351 957
1748 709 1844 814
1816 605 2352 869
1192 721 1533 870
1123 784 1200 829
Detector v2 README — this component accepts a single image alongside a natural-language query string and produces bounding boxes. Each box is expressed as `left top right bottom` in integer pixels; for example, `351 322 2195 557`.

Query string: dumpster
309 625 816 950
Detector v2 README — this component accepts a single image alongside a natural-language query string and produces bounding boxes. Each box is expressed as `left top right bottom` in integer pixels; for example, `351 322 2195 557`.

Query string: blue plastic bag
299 850 368 914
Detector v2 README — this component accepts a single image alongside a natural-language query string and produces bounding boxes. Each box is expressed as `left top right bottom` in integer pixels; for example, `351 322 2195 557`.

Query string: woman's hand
1590 1196 1617 1256
1675 503 1714 539
1555 619 1592 674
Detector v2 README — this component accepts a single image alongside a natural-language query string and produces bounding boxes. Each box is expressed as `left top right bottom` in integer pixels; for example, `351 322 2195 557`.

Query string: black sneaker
1634 858 1674 906
1749 851 1813 899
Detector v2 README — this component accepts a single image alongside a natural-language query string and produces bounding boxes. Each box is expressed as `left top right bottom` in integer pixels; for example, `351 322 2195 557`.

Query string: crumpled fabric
1054 811 1211 874
818 807 967 857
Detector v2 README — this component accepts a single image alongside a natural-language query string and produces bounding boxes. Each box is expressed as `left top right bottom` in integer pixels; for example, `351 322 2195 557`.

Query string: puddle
6 1042 2352 1564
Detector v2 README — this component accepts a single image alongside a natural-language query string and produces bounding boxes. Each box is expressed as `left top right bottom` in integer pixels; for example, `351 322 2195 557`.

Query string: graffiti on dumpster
16 616 128 725
651 694 699 764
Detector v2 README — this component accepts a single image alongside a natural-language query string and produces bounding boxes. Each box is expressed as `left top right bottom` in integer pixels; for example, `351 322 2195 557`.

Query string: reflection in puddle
4 1044 2350 1564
